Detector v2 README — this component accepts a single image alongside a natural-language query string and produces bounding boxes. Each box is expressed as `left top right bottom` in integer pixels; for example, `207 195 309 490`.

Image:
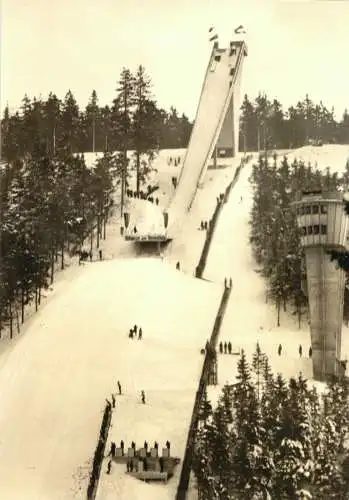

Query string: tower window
305 206 311 214
214 55 221 62
320 205 328 214
312 205 319 214
321 225 327 234
307 226 313 235
314 225 320 234
301 226 307 236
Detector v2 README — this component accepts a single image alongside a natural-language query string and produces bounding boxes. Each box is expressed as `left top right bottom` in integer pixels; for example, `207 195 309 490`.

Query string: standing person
141 390 146 404
110 442 116 458
219 341 223 354
117 380 122 395
309 346 312 358
99 249 103 261
107 460 112 474
120 440 125 455
176 261 180 270
224 342 227 354
299 344 303 358
129 329 134 339
134 325 138 335
278 344 282 356
227 341 232 354
138 328 142 340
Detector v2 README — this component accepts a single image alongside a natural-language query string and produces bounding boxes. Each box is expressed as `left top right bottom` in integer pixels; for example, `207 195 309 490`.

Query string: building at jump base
292 190 349 381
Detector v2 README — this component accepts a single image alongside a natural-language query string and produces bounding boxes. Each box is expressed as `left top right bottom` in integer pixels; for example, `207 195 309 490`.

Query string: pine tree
324 381 349 453
239 94 257 152
232 351 262 493
252 342 267 400
218 384 234 425
132 65 158 193
198 387 213 423
112 68 135 215
274 376 313 498
60 90 80 153
85 90 99 153
44 93 61 156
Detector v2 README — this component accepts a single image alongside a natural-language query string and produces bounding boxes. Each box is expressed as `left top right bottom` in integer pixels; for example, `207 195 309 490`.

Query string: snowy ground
283 144 349 173
2 145 349 499
0 259 222 500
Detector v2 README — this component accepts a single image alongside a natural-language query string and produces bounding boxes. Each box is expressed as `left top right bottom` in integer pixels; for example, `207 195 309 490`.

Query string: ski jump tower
292 190 349 381
123 39 248 243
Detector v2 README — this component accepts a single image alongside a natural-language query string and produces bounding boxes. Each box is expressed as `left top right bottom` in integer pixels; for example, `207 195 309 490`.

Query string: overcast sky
1 0 349 119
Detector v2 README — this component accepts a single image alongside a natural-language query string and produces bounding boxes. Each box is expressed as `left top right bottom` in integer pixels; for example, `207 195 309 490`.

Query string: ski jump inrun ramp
124 39 248 243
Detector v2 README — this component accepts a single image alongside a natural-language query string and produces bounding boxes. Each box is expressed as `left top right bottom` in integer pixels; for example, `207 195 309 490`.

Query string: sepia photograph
1 0 349 498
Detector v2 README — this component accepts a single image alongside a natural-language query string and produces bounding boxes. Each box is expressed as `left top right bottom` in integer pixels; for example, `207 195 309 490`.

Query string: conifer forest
193 347 349 499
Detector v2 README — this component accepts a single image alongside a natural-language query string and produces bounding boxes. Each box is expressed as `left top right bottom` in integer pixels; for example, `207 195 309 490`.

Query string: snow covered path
204 160 314 399
164 157 242 275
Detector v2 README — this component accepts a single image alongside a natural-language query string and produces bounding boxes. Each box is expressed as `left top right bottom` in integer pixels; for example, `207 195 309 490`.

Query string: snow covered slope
204 161 313 387
0 258 222 500
284 144 349 173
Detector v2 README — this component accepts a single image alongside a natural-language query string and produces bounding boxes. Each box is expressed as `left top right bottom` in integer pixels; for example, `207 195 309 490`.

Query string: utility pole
120 85 128 218
0 117 2 161
243 118 247 155
92 114 96 153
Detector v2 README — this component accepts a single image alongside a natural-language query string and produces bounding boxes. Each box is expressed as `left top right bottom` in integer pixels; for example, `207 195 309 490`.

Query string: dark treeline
4 83 349 163
249 154 349 326
193 346 349 499
1 66 192 161
239 94 349 151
